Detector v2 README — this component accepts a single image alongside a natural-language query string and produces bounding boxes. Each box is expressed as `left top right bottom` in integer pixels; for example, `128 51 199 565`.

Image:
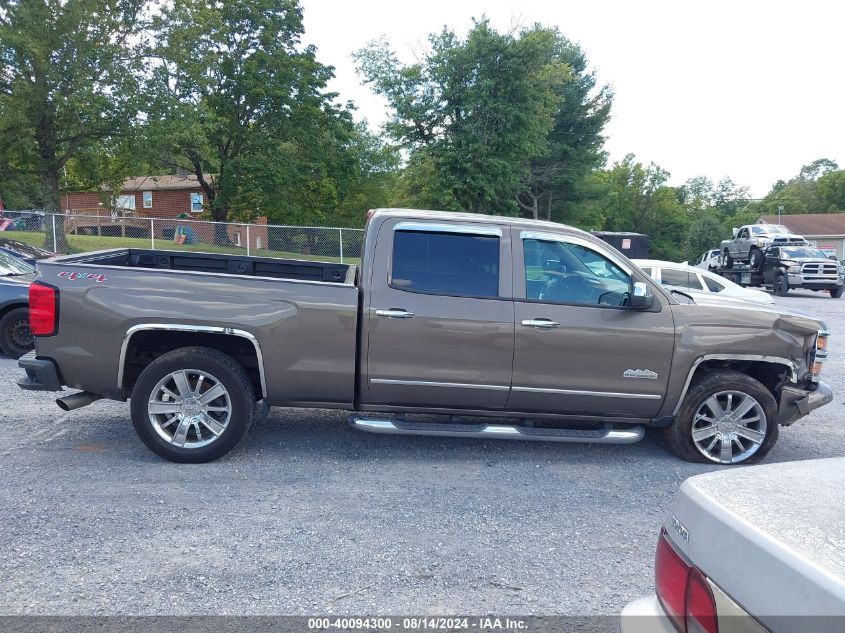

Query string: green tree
518 34 612 222
686 214 724 262
356 19 568 215
146 0 355 241
0 0 144 250
816 170 845 212
751 158 840 216
602 154 688 260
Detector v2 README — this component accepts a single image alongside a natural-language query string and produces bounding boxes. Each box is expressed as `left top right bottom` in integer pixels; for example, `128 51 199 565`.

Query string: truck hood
785 257 839 265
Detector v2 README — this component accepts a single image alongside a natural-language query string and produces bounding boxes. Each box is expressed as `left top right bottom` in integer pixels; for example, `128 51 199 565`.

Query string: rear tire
774 273 789 296
0 307 33 358
665 369 778 465
831 287 843 299
130 346 256 463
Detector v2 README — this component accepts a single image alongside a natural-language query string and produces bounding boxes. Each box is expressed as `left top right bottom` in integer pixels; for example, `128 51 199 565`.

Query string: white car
634 259 775 304
693 248 721 272
621 458 845 633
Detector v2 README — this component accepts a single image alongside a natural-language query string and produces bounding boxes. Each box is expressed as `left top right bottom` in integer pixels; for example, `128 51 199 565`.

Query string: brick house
61 174 209 218
59 174 269 251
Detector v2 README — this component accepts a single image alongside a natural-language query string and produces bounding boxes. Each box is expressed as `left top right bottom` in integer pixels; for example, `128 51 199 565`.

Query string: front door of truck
508 229 675 418
363 219 514 410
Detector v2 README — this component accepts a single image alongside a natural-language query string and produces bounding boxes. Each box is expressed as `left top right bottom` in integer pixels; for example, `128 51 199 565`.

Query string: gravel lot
1 290 843 617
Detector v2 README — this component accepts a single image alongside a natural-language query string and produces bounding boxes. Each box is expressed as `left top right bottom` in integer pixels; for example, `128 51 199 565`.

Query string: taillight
656 528 689 631
29 282 58 336
686 568 719 633
655 528 719 633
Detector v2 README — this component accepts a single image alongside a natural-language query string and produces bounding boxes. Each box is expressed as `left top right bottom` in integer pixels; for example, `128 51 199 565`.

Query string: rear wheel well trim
117 324 267 397
672 354 797 416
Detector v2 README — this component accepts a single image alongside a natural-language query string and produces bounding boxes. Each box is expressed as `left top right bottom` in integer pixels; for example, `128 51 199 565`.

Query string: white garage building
759 213 845 259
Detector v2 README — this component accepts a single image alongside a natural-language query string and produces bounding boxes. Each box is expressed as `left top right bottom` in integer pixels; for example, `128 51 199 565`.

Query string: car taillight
29 282 58 336
656 528 689 631
686 568 718 633
655 528 719 633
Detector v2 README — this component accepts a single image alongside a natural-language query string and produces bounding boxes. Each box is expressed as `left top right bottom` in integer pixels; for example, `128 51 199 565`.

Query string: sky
302 0 844 198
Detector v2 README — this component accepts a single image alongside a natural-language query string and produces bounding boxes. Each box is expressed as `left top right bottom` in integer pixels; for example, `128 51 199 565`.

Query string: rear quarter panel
34 261 359 406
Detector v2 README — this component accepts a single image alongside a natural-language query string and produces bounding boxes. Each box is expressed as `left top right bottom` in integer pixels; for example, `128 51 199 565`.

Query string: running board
349 417 645 444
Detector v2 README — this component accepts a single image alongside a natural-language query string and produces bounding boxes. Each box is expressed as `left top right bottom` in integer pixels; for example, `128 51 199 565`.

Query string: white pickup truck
621 457 845 633
721 224 806 268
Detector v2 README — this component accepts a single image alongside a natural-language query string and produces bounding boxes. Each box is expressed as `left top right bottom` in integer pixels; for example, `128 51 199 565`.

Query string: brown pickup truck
18 209 832 464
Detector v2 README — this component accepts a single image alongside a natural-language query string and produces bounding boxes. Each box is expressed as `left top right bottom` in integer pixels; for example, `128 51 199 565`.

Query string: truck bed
34 248 360 405
57 248 357 285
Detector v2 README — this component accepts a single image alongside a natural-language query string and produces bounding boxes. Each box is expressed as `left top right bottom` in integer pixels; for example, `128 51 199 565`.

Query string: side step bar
349 416 645 445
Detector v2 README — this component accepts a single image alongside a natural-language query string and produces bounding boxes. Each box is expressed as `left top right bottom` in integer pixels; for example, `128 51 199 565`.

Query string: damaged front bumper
778 381 833 426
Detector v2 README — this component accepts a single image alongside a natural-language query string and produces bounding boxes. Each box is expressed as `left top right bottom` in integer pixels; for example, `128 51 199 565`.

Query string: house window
190 192 203 212
142 191 153 208
114 194 135 211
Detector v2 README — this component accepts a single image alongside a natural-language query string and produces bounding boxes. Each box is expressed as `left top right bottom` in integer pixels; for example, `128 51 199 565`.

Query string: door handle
521 319 560 329
376 308 416 319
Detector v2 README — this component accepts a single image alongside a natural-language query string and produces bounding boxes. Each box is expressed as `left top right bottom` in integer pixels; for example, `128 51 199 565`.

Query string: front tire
749 248 763 269
831 287 843 298
664 369 778 465
0 307 34 358
130 347 256 463
774 273 789 296
722 250 733 269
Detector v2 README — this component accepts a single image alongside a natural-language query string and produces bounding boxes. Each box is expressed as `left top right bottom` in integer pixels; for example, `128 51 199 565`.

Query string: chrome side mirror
629 281 655 309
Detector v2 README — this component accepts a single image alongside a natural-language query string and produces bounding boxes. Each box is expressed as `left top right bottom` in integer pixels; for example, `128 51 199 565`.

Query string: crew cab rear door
508 229 674 418
363 219 514 409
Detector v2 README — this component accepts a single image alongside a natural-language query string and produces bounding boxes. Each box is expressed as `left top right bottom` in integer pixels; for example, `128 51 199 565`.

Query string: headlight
788 265 801 273
757 239 768 246
810 330 829 383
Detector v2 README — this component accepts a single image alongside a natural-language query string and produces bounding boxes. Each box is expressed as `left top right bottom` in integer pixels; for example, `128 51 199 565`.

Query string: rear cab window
391 229 500 298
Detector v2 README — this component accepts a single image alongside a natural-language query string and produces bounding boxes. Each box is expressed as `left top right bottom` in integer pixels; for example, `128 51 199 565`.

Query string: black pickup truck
718 245 844 298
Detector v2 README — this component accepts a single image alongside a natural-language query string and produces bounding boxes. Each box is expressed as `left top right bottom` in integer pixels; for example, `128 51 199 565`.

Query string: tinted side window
661 268 704 290
391 231 499 298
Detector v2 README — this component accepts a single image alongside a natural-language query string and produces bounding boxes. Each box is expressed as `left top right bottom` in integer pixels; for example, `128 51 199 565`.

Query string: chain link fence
0 211 365 263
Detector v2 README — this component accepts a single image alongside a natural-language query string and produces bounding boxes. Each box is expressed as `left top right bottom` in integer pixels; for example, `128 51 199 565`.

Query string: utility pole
778 205 784 225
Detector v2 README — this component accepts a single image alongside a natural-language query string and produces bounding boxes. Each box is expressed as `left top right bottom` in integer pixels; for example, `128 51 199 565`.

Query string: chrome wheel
147 369 231 449
691 390 767 464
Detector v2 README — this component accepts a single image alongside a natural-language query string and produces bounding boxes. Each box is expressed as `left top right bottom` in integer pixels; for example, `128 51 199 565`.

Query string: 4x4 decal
58 271 108 283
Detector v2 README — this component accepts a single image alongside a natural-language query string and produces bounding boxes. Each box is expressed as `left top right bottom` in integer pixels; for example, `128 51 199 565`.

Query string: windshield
780 247 829 259
753 224 790 235
0 250 36 275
